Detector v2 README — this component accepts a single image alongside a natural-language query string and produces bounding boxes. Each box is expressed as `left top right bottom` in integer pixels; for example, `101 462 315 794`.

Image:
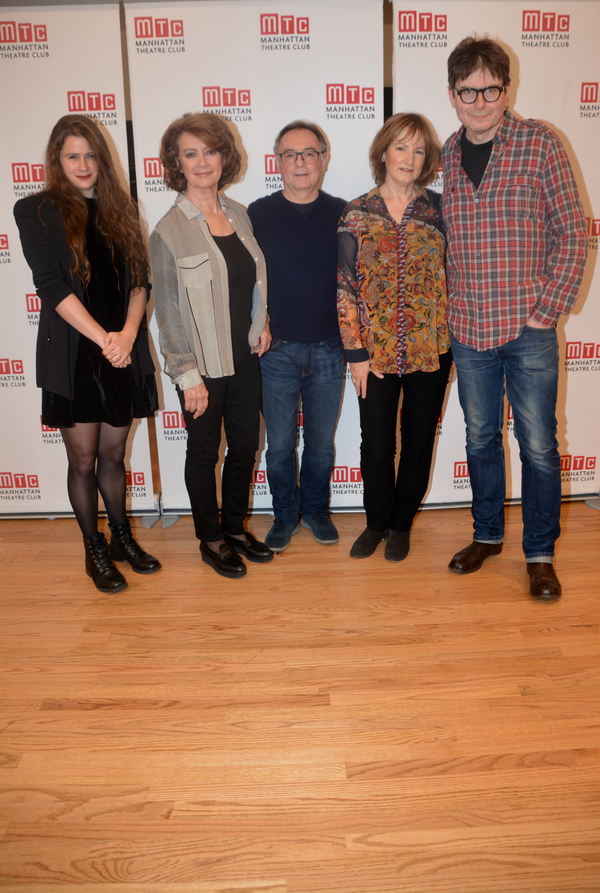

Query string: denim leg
260 341 303 523
451 334 506 544
503 326 560 561
298 337 345 517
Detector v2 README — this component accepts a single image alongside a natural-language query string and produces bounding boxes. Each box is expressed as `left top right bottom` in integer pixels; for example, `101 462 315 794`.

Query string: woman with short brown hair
150 113 272 579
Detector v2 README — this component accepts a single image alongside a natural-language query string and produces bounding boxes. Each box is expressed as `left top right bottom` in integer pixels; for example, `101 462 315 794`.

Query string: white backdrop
393 0 599 503
124 0 383 513
0 3 156 517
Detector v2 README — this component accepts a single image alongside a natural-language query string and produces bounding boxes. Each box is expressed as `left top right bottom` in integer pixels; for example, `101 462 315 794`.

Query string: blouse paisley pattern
337 186 450 375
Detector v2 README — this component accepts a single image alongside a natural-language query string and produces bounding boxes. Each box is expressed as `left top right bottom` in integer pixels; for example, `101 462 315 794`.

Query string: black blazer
14 193 156 403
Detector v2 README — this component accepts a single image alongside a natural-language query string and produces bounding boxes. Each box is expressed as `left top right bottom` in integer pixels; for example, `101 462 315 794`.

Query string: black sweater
248 189 346 342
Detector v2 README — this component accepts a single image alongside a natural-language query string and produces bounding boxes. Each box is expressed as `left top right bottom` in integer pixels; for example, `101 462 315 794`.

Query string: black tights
60 422 131 538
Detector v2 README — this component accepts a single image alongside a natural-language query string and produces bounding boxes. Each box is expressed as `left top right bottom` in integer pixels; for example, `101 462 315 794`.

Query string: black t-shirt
212 231 256 368
460 130 493 190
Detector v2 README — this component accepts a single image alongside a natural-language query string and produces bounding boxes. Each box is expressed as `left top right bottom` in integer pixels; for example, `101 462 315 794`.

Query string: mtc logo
68 91 115 112
202 87 251 107
260 13 309 34
581 83 599 103
26 294 41 313
0 473 39 488
454 461 470 479
332 466 362 483
162 410 186 429
326 84 375 104
398 11 447 31
560 455 596 471
0 359 24 375
40 417 58 432
0 21 47 42
12 163 45 184
125 471 145 486
143 158 163 179
134 17 183 38
566 342 600 359
522 11 570 31
0 235 8 249
586 218 600 235
264 155 280 175
251 470 267 484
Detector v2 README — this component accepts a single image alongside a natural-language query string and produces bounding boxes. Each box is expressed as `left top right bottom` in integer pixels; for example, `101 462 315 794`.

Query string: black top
247 190 346 342
13 192 157 405
41 199 158 427
212 231 256 368
460 130 494 189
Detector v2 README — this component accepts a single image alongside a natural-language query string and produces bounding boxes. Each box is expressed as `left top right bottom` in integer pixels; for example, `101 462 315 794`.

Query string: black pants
178 357 261 542
359 350 452 532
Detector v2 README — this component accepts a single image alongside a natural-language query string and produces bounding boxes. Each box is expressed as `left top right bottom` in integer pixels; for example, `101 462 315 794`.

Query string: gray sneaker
265 519 300 552
301 512 339 545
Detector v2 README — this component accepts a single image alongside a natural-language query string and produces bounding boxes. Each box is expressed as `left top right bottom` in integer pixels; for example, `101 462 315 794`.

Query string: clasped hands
102 331 134 369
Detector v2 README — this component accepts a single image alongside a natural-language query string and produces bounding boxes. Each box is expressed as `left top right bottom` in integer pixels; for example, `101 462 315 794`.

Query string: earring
382 155 386 162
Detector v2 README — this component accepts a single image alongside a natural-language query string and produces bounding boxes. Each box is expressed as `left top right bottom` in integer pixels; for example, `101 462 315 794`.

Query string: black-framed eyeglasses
277 150 323 165
454 85 504 104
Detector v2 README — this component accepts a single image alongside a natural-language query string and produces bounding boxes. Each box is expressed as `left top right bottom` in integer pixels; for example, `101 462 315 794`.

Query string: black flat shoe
223 531 273 563
350 527 388 559
385 530 410 562
200 541 246 578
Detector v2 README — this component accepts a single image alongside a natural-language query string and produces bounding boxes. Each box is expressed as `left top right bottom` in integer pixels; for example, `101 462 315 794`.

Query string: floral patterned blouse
337 186 450 375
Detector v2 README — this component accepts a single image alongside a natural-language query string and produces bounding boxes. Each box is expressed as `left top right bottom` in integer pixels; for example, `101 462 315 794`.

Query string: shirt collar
175 191 227 220
450 108 515 155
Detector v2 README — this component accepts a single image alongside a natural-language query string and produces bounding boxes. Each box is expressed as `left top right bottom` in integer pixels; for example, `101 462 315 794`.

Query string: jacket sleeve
337 209 369 363
13 197 75 310
149 229 203 390
530 135 588 326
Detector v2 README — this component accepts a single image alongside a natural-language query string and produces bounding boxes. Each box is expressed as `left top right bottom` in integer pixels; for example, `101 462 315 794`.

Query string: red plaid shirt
441 111 587 350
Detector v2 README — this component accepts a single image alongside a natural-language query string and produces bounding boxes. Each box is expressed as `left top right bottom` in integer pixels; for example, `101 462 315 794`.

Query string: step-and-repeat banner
393 1 599 503
0 3 155 516
124 0 383 512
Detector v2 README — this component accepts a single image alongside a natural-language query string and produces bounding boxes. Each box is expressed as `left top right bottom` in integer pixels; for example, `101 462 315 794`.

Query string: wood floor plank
1 504 599 891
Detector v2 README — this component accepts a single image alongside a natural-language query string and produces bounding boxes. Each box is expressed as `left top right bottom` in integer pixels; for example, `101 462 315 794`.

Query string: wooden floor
1 502 599 892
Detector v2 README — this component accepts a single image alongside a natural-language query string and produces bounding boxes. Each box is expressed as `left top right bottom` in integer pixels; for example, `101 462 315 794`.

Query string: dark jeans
260 337 345 522
451 326 561 560
178 357 261 542
359 350 452 532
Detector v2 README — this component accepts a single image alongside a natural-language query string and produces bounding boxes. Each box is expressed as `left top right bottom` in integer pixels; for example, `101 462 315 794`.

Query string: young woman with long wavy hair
14 114 161 593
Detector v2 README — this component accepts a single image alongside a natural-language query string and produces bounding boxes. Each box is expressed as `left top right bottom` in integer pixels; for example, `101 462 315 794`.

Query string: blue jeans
451 326 561 561
260 337 345 522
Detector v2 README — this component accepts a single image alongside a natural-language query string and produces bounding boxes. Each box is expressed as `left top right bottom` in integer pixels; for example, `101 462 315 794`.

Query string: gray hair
273 120 327 154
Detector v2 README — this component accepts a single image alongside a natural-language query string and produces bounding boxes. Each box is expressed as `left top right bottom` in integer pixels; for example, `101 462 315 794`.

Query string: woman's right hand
183 382 209 419
349 360 383 399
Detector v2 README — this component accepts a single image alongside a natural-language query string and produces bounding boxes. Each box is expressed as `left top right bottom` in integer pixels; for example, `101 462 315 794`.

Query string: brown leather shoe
449 541 503 574
527 562 561 600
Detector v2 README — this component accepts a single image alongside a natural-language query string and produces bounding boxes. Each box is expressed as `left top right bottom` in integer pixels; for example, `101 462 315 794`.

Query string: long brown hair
42 114 148 288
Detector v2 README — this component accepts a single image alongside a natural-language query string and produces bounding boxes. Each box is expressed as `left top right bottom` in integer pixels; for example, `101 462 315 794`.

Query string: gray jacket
149 192 268 389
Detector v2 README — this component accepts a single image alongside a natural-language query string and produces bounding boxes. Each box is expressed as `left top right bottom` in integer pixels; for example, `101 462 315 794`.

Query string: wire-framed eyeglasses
277 150 323 165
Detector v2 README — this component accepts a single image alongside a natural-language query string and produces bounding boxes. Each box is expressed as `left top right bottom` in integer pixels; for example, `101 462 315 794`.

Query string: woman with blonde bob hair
14 114 160 593
338 113 452 562
150 113 272 579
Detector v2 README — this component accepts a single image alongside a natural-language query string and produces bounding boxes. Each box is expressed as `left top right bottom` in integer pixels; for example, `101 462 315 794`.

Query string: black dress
42 199 158 428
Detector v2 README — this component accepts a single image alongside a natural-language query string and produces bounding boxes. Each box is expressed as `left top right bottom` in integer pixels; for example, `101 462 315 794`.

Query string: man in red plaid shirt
442 36 587 600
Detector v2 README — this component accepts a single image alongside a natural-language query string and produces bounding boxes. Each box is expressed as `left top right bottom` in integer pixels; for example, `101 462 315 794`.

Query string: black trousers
358 350 452 532
178 357 261 542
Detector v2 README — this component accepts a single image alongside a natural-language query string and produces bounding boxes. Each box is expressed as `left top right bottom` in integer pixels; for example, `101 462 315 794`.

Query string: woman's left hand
253 320 272 357
103 331 134 368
